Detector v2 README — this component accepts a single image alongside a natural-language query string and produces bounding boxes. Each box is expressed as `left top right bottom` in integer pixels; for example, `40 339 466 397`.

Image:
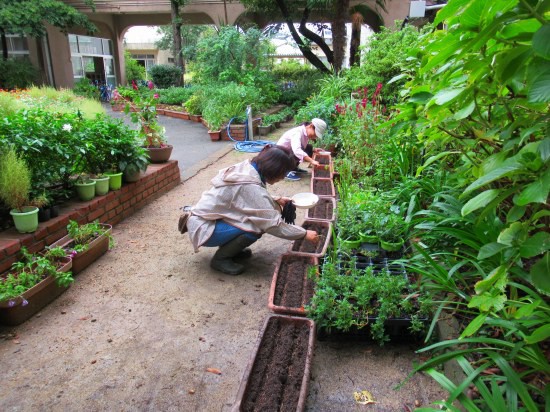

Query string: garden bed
306 197 336 222
290 220 331 257
268 254 317 316
233 314 315 412
310 178 335 197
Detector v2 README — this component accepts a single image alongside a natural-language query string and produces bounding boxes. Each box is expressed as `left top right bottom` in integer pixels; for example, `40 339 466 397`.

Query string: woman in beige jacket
187 145 319 275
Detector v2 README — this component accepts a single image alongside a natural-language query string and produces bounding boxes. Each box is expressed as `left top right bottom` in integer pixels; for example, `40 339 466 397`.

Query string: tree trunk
331 0 350 74
171 1 185 85
275 0 330 73
349 12 363 67
1 28 8 60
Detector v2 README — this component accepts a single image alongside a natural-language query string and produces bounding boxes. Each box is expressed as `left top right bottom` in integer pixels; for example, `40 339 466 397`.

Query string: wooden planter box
311 177 335 198
306 197 336 222
0 257 72 326
290 220 332 258
50 224 112 275
232 314 316 412
268 254 318 316
311 164 333 179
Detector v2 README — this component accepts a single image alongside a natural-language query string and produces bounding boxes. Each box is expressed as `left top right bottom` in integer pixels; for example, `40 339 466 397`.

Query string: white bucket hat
311 118 327 139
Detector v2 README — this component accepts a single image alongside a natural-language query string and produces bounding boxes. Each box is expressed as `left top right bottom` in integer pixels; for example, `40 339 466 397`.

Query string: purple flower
8 300 16 307
21 299 29 307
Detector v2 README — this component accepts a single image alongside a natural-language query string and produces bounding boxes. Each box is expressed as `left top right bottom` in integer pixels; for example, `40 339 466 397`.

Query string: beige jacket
187 159 306 252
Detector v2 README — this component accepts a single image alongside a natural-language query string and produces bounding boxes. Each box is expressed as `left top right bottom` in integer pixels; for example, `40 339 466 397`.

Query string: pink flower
361 98 367 108
153 93 159 99
132 80 138 91
148 80 154 90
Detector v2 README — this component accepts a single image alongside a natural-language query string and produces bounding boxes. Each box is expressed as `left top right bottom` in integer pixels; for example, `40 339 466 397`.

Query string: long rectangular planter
310 177 335 198
289 220 332 258
50 224 112 275
0 257 72 326
312 152 332 166
306 197 336 222
311 164 333 179
232 314 315 412
268 254 318 316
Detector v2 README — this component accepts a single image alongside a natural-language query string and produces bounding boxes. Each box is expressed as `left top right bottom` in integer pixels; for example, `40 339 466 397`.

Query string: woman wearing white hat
276 118 328 181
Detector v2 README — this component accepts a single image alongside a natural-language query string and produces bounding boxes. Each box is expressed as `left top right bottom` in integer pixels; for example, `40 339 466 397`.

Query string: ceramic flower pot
0 257 72 326
92 176 110 195
105 172 123 190
10 206 39 233
145 145 173 163
74 180 96 201
380 238 404 252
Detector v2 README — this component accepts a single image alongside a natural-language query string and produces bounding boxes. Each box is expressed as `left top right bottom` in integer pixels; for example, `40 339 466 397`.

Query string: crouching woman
186 145 319 275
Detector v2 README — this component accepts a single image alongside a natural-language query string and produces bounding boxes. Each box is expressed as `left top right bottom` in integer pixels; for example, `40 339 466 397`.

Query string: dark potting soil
312 179 333 196
313 167 331 178
307 198 334 220
274 256 315 308
241 317 310 412
291 221 329 254
317 155 330 165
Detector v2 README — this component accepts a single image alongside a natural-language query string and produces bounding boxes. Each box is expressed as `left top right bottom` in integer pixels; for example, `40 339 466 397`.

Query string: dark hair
252 145 295 181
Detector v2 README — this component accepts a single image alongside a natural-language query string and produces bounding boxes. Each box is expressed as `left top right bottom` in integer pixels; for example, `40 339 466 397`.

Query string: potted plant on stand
0 149 39 233
126 95 173 163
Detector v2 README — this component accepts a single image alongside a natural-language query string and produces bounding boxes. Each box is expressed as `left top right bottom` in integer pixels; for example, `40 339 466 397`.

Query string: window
131 54 156 71
6 35 29 58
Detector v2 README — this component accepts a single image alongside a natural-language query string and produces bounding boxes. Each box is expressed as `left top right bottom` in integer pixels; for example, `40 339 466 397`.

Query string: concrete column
45 25 73 88
112 16 127 86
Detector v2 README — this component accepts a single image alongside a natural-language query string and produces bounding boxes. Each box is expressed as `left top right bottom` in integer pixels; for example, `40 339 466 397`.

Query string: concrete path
104 105 235 180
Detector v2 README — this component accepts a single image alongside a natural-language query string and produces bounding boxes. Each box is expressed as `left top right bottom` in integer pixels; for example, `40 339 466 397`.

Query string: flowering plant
0 246 73 305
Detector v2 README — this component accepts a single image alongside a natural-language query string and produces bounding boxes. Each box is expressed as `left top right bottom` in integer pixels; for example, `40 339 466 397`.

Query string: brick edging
0 161 180 273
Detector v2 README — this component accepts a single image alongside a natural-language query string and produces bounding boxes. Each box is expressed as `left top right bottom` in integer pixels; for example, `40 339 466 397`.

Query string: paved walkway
104 105 236 180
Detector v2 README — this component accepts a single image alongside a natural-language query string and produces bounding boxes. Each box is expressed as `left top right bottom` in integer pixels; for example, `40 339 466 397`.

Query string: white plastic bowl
291 192 319 209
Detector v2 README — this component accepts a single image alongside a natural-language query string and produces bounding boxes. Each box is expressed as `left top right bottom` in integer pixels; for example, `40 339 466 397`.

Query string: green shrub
0 58 38 90
0 148 32 211
125 51 146 83
73 78 100 100
149 64 183 89
157 86 195 105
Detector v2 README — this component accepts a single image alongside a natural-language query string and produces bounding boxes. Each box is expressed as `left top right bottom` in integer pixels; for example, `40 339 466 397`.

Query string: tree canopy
0 0 97 59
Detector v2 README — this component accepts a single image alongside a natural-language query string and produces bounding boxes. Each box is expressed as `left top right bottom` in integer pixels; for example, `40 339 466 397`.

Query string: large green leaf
520 231 550 258
461 189 501 216
453 100 475 120
515 170 550 206
475 265 507 294
478 242 508 260
528 71 550 103
460 313 487 338
530 253 550 293
539 138 550 162
507 205 526 223
525 324 550 344
463 161 523 195
498 222 528 246
495 46 532 84
532 24 550 59
433 87 466 106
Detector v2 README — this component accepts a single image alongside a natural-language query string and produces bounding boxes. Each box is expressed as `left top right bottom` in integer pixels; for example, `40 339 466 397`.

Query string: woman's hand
310 160 320 167
276 197 292 207
304 230 320 243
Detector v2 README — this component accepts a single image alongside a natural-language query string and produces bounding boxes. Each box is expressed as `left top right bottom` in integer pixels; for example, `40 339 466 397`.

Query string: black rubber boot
210 235 257 275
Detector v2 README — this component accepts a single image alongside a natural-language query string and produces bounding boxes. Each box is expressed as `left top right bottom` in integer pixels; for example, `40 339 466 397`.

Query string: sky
124 26 163 43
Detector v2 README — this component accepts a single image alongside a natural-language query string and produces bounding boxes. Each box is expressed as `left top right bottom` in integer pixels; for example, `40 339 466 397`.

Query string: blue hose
226 117 274 153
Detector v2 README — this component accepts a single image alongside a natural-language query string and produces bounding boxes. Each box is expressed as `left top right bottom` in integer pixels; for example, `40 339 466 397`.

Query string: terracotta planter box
110 103 125 112
311 177 335 197
311 164 332 179
306 197 336 222
207 130 221 141
51 224 112 275
258 125 273 136
269 254 318 316
290 220 332 258
0 257 72 326
163 110 188 120
190 114 202 122
232 314 315 412
313 152 331 166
